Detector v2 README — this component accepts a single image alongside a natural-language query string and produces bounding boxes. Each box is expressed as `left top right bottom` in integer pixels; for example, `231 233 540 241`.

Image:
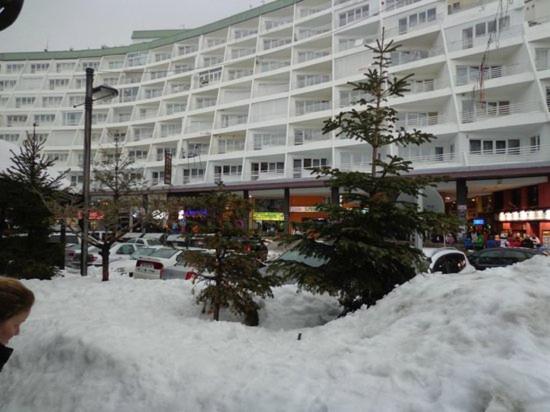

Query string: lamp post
80 68 118 276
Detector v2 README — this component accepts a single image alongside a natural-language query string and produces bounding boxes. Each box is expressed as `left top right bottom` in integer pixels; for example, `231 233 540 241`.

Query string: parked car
468 247 548 270
68 242 140 268
125 237 163 248
133 248 184 279
109 247 160 277
262 246 474 282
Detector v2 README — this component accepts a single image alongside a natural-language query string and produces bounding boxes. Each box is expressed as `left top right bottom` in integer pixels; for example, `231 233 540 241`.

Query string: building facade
1 0 550 239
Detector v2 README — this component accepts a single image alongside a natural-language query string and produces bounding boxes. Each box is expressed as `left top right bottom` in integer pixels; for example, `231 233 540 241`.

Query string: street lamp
80 68 118 276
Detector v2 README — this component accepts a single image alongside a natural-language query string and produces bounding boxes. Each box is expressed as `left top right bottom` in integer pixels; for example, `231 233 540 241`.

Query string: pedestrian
0 277 35 372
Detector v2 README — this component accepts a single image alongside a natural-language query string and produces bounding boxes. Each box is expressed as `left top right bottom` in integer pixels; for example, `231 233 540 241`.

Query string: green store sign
252 212 285 221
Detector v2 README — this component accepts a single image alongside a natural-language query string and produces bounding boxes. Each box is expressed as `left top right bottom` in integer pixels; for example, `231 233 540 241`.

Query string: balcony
400 151 461 169
296 50 330 64
460 101 542 124
406 79 436 94
186 122 212 134
262 18 293 33
447 25 522 52
294 25 331 41
466 143 547 166
383 0 422 13
297 4 330 19
455 64 523 86
390 48 443 66
396 112 442 128
293 128 329 145
448 0 502 15
257 60 291 73
295 74 331 89
251 170 285 181
385 12 442 38
219 114 248 128
295 101 331 116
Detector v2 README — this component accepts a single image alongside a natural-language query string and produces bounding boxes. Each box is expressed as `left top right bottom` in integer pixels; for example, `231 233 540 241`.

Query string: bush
0 237 61 280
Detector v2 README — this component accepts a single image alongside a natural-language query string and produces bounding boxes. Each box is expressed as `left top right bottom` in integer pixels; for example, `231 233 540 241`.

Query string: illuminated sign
290 206 319 213
253 212 285 221
498 209 550 222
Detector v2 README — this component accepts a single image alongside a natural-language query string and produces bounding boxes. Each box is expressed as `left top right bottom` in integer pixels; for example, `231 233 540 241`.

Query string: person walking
0 277 35 372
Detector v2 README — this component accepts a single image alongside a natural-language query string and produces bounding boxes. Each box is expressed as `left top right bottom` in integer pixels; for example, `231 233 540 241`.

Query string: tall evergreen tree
269 34 457 314
0 128 68 278
181 186 277 325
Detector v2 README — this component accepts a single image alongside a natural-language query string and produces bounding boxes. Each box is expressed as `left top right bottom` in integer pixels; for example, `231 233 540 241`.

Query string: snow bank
1 257 550 411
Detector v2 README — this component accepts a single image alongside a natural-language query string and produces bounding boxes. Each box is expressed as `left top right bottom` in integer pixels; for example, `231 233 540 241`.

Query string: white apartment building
1 0 550 237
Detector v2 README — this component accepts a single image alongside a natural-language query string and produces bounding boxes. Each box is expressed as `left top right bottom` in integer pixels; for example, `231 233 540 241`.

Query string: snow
1 257 550 411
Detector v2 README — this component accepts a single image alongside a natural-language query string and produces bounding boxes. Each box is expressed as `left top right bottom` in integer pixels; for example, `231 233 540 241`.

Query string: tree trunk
101 244 110 282
213 275 221 321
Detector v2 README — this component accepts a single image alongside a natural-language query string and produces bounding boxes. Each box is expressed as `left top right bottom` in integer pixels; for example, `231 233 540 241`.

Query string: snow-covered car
109 247 161 277
467 247 548 270
133 248 184 279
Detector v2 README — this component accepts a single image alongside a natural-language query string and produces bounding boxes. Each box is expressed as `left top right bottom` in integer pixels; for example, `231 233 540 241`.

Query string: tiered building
1 0 549 239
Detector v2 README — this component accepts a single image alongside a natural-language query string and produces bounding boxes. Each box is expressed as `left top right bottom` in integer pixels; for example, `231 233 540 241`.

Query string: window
339 5 369 27
508 139 520 155
6 63 24 73
482 140 493 154
42 96 63 107
34 114 56 124
0 134 19 142
49 78 69 90
469 139 481 153
432 253 466 274
527 186 538 207
15 97 36 108
475 23 486 36
0 80 17 90
30 63 49 73
81 61 100 70
495 140 506 154
530 135 540 152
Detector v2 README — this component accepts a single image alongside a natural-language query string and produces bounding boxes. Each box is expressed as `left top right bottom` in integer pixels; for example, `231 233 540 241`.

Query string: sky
0 0 270 53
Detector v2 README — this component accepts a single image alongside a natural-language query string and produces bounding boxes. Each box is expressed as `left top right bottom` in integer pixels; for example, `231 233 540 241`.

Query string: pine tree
0 128 68 278
181 185 277 325
269 33 457 314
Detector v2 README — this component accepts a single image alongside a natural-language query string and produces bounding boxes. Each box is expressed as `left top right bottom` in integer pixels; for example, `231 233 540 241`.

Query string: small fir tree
181 185 277 325
269 34 457 314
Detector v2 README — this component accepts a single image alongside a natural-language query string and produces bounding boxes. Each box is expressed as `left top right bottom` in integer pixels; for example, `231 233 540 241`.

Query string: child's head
0 277 35 345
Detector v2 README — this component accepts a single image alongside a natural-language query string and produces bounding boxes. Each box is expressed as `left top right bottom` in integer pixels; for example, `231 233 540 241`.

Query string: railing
448 0 499 15
263 18 293 33
295 101 331 116
220 115 248 128
297 50 330 63
390 48 443 66
447 25 523 52
460 101 541 123
214 172 242 182
227 69 254 81
385 14 443 38
455 64 523 86
257 61 290 73
298 4 330 18
293 167 328 178
401 151 458 165
406 79 436 94
230 48 255 60
251 170 285 180
467 143 547 165
263 39 292 51
383 0 422 13
296 74 331 88
295 25 331 41
396 112 441 128
294 129 329 145
181 149 208 159
186 122 212 133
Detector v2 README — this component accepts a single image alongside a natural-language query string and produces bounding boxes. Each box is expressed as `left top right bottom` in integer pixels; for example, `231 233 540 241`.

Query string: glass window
469 139 481 153
475 23 486 37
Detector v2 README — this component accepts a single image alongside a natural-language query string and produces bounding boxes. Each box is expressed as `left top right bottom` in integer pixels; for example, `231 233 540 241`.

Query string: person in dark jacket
0 277 35 372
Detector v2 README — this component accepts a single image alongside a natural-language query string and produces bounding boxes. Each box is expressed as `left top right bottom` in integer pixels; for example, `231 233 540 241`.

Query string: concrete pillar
331 186 340 206
283 187 290 234
456 178 468 236
242 189 249 234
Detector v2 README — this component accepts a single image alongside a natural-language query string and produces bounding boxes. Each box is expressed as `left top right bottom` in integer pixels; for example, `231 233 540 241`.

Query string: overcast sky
0 0 269 53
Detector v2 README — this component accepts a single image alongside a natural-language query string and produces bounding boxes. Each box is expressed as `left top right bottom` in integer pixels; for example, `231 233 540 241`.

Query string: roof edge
0 0 301 61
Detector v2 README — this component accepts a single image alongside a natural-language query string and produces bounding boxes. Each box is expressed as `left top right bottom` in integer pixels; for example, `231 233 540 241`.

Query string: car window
117 244 135 255
432 253 465 274
504 250 531 260
147 239 161 246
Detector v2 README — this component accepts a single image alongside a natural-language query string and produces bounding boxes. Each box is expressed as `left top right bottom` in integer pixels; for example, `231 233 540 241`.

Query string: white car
125 237 163 248
71 242 141 267
109 247 160 277
133 248 184 279
422 247 475 274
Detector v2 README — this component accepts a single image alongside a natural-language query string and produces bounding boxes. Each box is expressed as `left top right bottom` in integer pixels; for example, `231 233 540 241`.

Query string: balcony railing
405 79 436 94
396 112 442 128
383 0 422 13
447 25 522 52
385 14 443 38
293 166 328 178
186 122 212 134
297 4 330 18
295 101 331 116
257 60 290 73
448 0 497 15
467 143 547 165
456 64 523 86
460 101 541 123
250 170 285 181
390 48 443 66
294 25 331 41
220 114 248 128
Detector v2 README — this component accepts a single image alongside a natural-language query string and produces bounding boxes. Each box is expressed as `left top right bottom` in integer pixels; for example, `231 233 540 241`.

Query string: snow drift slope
1 256 550 411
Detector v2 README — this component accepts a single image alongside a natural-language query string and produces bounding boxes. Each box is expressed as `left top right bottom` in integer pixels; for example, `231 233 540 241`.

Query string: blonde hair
0 277 35 323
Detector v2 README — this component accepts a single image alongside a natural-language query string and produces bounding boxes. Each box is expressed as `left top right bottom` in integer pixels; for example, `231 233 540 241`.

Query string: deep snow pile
1 257 550 411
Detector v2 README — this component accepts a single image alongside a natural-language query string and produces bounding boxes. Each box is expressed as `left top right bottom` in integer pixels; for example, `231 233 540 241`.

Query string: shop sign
253 212 284 221
290 206 318 213
498 209 550 222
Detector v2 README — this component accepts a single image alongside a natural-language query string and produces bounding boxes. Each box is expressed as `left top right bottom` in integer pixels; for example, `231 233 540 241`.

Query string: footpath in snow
1 256 550 412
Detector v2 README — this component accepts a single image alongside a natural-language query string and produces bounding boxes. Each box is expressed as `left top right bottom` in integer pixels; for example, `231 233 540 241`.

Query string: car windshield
151 248 179 259
278 250 327 267
146 239 162 246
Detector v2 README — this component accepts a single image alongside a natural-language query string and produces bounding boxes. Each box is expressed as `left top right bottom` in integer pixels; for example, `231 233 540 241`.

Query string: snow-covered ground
1 257 550 411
